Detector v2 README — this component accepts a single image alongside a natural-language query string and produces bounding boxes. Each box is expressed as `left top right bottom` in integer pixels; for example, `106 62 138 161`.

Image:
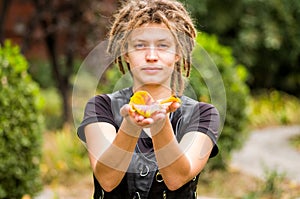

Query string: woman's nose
145 47 158 62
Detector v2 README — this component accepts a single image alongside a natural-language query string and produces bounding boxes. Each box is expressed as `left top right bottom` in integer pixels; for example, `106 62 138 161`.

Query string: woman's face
125 23 180 88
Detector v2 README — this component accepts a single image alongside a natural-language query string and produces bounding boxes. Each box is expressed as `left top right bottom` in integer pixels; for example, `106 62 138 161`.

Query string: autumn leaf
129 91 181 117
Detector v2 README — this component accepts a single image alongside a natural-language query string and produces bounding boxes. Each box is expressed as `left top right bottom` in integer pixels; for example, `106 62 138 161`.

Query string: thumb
120 104 132 117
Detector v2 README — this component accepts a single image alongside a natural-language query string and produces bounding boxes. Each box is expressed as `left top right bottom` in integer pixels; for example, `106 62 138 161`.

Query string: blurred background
0 0 300 198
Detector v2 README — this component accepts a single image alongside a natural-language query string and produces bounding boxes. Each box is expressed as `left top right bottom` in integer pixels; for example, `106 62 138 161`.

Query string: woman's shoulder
107 87 133 99
181 95 216 109
86 93 111 106
180 95 219 118
87 87 133 105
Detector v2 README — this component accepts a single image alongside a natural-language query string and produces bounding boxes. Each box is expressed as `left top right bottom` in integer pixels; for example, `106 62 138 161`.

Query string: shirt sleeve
77 94 118 142
184 102 220 158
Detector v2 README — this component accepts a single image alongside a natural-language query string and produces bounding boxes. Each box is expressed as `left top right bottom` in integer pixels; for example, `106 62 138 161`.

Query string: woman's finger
120 104 131 117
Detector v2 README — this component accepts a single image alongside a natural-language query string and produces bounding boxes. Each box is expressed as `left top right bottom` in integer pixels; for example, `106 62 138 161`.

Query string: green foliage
289 134 300 152
40 88 63 130
28 58 83 89
0 41 44 198
191 33 250 169
28 59 55 88
97 64 131 94
243 169 285 199
237 0 300 96
249 90 300 128
181 0 300 96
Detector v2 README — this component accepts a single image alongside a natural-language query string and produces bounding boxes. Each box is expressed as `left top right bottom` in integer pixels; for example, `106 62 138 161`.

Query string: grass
40 127 90 186
197 168 300 199
290 134 300 152
248 90 300 129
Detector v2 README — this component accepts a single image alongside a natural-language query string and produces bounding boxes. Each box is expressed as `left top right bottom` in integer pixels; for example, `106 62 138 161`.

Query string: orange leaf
158 95 181 105
129 91 181 117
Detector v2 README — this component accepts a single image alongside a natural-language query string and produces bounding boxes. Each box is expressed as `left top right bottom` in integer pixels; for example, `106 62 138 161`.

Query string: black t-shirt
77 87 220 157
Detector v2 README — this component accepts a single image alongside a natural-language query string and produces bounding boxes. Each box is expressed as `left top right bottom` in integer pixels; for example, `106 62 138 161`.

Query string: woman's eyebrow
157 38 172 42
130 38 172 42
130 39 147 42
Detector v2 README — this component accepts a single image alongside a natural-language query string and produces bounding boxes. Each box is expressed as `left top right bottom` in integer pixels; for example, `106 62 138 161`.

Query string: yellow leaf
129 91 181 117
159 95 181 105
129 91 154 105
22 194 31 199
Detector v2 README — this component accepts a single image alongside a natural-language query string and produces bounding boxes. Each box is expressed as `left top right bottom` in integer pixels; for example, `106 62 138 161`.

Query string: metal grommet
192 176 197 181
156 171 164 182
163 190 167 199
99 189 104 199
140 165 149 177
133 192 141 199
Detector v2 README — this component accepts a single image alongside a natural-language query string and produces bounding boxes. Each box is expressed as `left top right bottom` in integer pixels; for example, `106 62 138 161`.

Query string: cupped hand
149 101 180 135
120 101 180 136
120 104 165 127
121 104 153 126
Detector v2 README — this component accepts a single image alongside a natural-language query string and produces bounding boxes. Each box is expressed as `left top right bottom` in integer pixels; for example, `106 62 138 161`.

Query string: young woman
77 0 220 198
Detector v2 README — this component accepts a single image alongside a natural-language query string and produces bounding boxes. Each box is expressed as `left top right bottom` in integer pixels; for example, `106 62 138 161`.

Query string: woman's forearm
94 120 141 191
95 130 138 191
151 118 191 189
151 117 211 190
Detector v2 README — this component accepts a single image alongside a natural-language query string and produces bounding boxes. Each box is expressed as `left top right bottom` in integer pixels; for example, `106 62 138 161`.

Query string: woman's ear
175 54 181 63
124 53 129 63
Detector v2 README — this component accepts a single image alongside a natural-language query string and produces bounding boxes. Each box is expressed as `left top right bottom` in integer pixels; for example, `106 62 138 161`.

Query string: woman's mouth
142 66 162 73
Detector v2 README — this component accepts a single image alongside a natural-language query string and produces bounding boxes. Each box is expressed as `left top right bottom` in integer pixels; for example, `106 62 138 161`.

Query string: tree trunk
44 32 72 125
0 0 11 44
31 0 74 126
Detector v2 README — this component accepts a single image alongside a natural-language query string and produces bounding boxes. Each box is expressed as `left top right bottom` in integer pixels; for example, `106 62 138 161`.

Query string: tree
191 33 250 169
181 0 300 96
23 0 117 124
0 0 12 44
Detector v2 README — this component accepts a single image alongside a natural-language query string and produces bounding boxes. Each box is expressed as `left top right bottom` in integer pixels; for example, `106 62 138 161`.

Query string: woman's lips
141 66 162 73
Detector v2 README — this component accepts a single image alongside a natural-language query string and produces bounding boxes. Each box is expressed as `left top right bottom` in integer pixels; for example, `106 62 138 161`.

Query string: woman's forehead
129 23 175 42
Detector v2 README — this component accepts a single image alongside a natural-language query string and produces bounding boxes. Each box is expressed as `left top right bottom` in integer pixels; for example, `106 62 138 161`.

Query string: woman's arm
151 116 213 191
85 121 140 192
84 104 152 192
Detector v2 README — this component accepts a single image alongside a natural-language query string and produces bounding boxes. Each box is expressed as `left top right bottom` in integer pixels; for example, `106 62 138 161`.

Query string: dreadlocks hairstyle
107 0 197 96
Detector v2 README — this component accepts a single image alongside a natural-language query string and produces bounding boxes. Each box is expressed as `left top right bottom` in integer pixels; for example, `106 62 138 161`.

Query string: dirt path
231 125 300 184
35 175 93 199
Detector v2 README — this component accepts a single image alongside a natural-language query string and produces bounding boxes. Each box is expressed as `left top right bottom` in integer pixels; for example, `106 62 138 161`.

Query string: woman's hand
165 101 181 113
120 101 180 137
149 101 180 135
121 104 155 126
119 104 143 137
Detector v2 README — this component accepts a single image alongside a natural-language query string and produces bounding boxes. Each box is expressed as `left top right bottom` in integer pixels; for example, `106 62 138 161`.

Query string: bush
27 59 55 89
0 41 44 198
191 33 250 169
40 88 63 130
249 90 300 128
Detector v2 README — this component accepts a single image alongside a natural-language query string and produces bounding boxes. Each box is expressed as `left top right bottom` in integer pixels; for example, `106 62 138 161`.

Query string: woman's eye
134 44 145 49
157 44 169 49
